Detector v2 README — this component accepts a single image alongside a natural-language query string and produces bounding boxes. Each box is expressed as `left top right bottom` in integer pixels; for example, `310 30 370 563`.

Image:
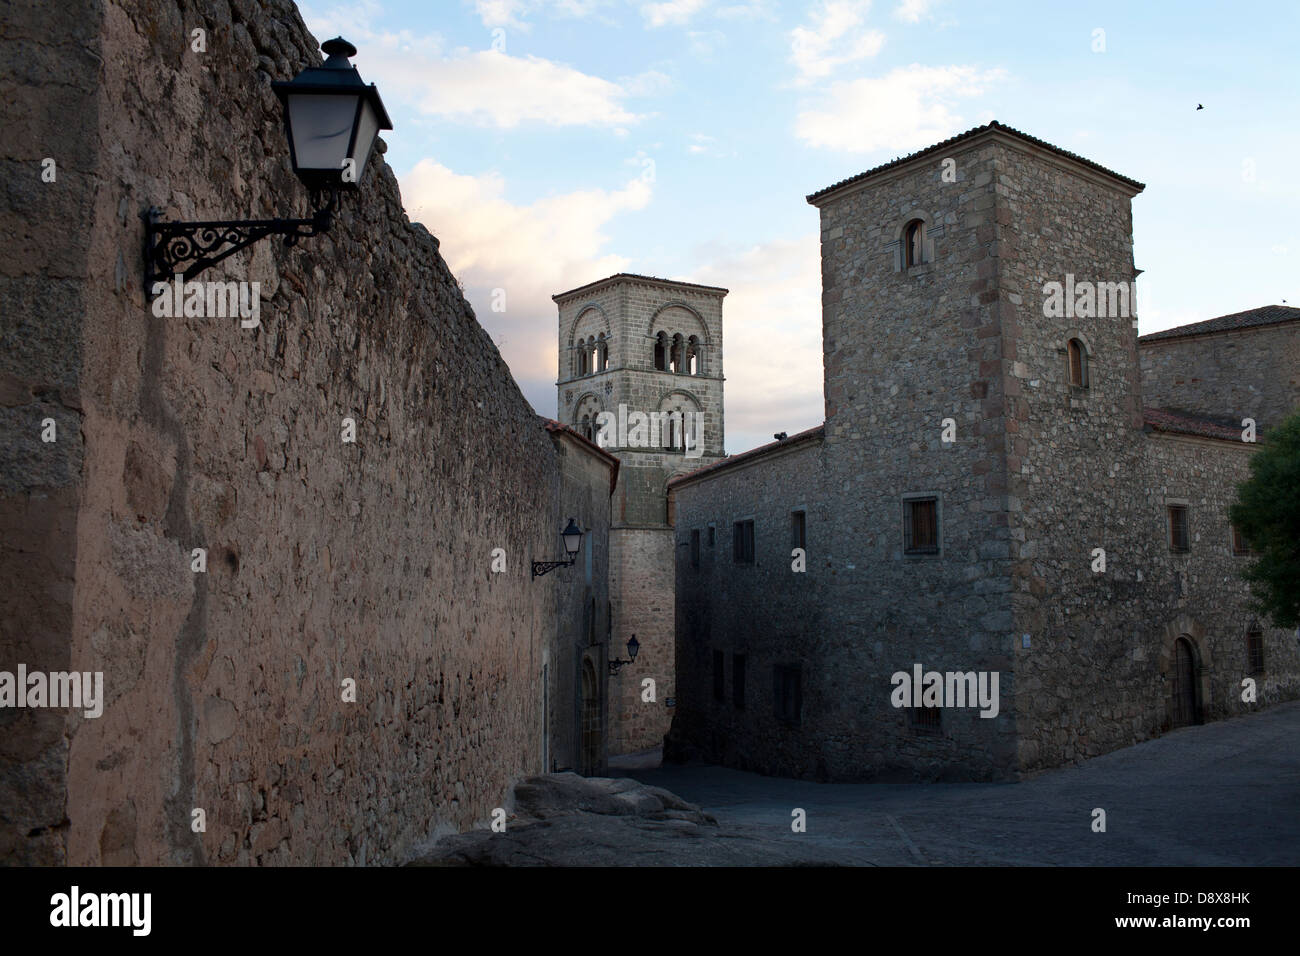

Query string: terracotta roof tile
1143 407 1249 443
1138 305 1300 343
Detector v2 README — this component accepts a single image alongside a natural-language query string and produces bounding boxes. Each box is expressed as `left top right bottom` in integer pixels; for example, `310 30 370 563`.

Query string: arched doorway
580 659 601 775
1171 636 1199 728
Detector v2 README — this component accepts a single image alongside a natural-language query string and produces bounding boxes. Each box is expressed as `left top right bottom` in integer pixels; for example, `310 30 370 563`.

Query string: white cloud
795 64 1006 152
790 1 885 83
475 0 528 28
399 161 653 407
473 0 608 28
303 5 637 128
893 0 932 23
641 0 710 28
689 236 825 454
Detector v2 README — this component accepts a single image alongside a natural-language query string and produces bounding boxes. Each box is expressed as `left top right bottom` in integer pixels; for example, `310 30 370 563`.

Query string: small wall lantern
532 518 584 579
142 37 392 293
609 634 640 674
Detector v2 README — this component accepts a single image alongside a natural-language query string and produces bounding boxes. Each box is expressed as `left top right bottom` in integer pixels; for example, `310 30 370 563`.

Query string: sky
299 0 1300 455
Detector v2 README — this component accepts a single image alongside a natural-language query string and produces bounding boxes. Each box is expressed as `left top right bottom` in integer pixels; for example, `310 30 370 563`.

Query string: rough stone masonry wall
988 142 1150 771
668 441 839 779
607 527 674 753
993 143 1300 772
1 0 582 865
811 141 1019 780
0 0 100 866
1139 322 1300 433
546 433 612 775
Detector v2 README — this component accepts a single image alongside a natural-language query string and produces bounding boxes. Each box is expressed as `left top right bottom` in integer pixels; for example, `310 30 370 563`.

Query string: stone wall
1 0 609 865
545 427 614 775
668 437 834 778
1139 321 1300 433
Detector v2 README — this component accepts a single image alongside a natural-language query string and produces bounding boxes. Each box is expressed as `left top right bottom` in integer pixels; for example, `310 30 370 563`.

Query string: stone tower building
667 122 1299 781
555 274 726 754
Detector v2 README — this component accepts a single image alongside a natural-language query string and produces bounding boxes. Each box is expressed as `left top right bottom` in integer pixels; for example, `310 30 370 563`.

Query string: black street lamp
142 37 392 294
609 634 640 674
532 519 584 579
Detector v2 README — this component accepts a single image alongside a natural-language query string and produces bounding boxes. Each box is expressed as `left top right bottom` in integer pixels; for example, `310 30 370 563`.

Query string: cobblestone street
418 702 1300 865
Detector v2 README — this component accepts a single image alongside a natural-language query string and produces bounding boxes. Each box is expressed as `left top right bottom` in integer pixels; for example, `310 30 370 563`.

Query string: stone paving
412 702 1300 866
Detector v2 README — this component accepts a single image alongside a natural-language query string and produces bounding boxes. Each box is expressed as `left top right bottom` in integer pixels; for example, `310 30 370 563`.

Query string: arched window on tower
581 414 592 441
1067 338 1088 388
597 333 608 371
903 219 926 268
670 334 684 373
654 331 668 371
686 336 700 375
577 342 588 377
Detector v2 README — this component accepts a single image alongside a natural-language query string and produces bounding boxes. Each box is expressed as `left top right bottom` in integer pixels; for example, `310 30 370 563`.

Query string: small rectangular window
707 524 715 548
773 664 801 726
1246 630 1265 676
904 497 939 554
1231 524 1250 556
733 519 755 564
733 653 746 709
791 511 806 551
1168 505 1190 553
713 650 725 702
909 705 942 734
691 529 700 568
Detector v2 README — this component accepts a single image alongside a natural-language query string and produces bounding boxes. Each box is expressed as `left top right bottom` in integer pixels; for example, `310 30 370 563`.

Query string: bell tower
555 273 726 755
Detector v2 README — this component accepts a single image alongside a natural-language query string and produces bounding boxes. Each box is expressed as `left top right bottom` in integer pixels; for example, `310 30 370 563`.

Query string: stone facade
1 0 613 865
665 123 1300 782
555 274 727 754
1139 312 1300 433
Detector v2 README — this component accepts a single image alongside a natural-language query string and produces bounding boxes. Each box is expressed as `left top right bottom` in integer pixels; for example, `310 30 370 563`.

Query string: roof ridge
806 120 1145 203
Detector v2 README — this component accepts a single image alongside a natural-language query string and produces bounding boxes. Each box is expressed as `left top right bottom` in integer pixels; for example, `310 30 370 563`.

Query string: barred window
1168 505 1190 553
773 664 801 726
1246 629 1265 676
1231 523 1250 556
733 519 755 564
910 704 942 734
791 510 806 551
904 497 939 554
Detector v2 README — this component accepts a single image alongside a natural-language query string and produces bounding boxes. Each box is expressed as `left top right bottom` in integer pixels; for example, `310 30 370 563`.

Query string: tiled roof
540 417 621 492
552 272 728 301
806 120 1145 204
1143 408 1250 443
1138 305 1300 343
668 424 825 487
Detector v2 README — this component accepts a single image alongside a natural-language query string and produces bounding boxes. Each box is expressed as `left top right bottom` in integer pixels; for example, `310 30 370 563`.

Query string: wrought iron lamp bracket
142 191 337 294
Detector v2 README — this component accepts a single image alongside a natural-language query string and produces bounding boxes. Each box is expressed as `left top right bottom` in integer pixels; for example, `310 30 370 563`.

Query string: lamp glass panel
287 93 361 171
350 98 381 182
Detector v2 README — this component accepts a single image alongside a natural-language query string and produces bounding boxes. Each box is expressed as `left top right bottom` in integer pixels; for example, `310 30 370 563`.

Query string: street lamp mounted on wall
608 635 640 675
142 37 392 294
532 519 584 579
